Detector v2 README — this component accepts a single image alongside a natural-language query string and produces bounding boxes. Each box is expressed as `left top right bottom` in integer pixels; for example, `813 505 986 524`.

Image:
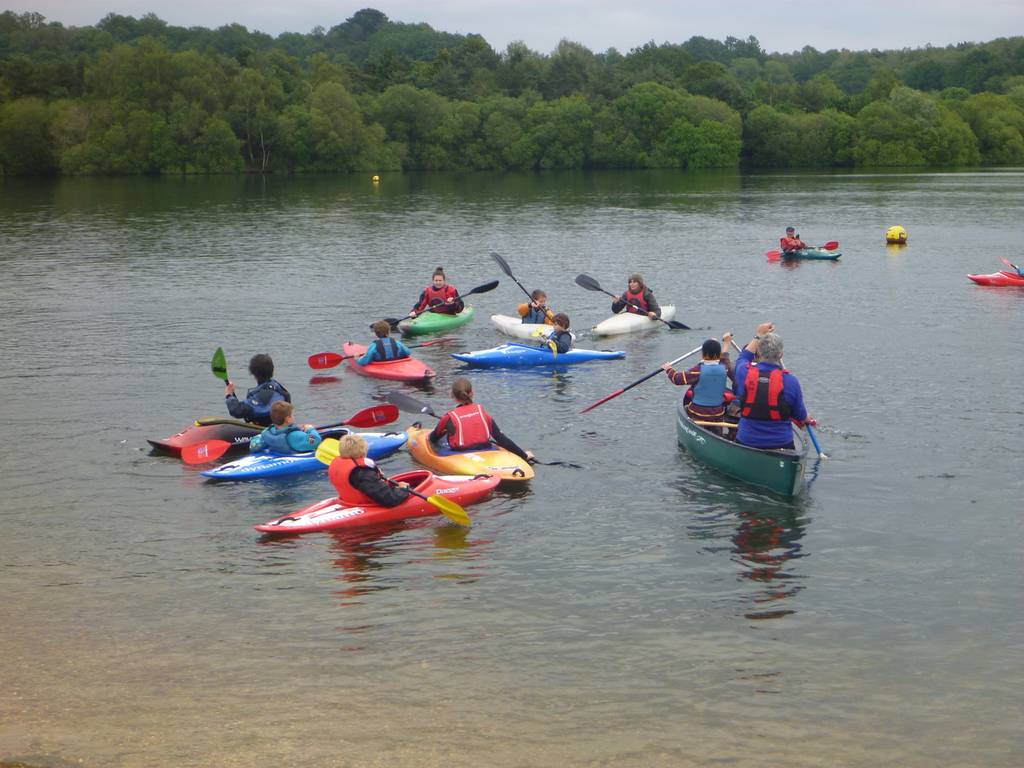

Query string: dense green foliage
1 8 1023 174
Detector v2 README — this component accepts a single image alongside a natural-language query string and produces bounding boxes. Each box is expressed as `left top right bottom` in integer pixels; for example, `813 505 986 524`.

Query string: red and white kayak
148 417 260 456
342 342 435 382
967 270 1024 287
254 470 499 534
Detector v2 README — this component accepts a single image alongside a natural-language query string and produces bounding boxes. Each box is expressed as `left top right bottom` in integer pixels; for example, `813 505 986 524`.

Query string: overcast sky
8 0 1023 54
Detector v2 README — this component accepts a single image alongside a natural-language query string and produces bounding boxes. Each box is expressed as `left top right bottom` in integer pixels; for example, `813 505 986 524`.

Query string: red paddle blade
182 440 232 465
822 240 839 251
579 388 626 414
308 351 344 370
766 250 782 262
345 403 399 428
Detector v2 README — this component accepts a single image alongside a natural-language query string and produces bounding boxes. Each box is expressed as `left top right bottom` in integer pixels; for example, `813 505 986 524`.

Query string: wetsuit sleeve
287 427 322 453
720 353 736 383
357 345 378 366
665 364 699 386
226 393 249 420
490 420 529 461
350 466 411 508
249 429 268 452
412 290 428 313
430 413 453 443
394 340 412 359
450 287 464 314
645 289 661 318
611 295 628 314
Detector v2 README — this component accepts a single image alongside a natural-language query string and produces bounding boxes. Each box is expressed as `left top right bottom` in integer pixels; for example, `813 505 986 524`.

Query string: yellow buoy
371 175 380 183
885 225 907 244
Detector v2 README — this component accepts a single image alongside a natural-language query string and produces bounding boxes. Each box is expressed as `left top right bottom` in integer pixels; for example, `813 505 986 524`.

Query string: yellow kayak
406 427 535 482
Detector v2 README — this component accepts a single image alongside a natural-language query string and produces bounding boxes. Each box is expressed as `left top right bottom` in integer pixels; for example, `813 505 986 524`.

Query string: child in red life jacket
430 378 533 462
329 434 410 508
411 266 463 317
611 273 661 319
663 333 735 423
358 320 413 365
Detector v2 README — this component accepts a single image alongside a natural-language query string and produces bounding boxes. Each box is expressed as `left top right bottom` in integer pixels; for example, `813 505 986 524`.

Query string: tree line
1 8 1022 175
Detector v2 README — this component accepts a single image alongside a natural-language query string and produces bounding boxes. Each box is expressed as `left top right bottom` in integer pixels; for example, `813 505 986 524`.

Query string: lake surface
1 170 1021 768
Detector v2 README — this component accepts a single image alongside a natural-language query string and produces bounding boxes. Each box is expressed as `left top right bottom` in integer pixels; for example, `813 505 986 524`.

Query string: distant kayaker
430 378 534 462
410 266 463 317
249 401 321 454
329 434 410 507
225 353 291 427
545 313 574 354
611 274 661 320
358 320 413 365
518 289 555 324
662 333 735 423
734 323 811 450
780 227 807 254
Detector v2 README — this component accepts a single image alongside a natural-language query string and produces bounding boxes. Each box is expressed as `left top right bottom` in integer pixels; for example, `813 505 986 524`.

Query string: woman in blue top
249 401 322 454
358 320 413 365
733 323 809 450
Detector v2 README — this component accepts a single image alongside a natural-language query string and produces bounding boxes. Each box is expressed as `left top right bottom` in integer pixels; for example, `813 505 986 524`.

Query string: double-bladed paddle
766 240 840 261
314 438 471 526
181 404 400 465
383 280 500 329
383 390 582 468
307 337 457 370
1000 256 1022 273
579 344 703 413
574 274 690 330
491 252 554 319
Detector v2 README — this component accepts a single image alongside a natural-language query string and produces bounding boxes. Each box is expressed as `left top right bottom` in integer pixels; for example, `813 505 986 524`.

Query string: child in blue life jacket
663 333 735 423
544 313 573 355
249 401 322 455
518 289 556 324
359 320 413 365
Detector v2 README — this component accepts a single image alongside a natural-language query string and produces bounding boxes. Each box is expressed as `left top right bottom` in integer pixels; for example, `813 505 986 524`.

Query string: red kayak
148 417 260 456
967 270 1024 287
254 470 499 533
342 342 435 381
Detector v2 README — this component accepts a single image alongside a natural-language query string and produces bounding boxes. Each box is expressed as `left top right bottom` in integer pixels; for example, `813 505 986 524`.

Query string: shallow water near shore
1 169 1022 767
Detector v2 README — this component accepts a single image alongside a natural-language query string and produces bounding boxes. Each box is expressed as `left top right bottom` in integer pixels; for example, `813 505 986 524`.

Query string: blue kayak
452 342 626 368
200 430 407 480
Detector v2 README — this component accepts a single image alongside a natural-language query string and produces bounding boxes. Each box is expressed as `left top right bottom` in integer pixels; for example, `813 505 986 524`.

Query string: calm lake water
1 170 1022 768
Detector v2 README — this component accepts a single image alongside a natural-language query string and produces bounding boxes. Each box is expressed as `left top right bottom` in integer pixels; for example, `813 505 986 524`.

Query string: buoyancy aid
741 364 791 421
329 456 380 506
248 379 292 406
447 403 494 449
691 361 728 407
522 304 550 324
374 338 406 360
258 424 304 453
421 283 458 308
624 288 649 313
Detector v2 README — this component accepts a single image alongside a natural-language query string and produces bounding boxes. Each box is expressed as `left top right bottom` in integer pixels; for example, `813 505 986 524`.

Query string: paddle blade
315 438 340 466
667 319 691 330
490 251 514 277
580 388 626 414
1000 257 1021 271
766 250 782 262
344 404 399 428
182 440 232 465
575 273 602 292
308 351 344 370
383 317 404 328
466 279 500 296
427 494 471 526
821 240 839 251
385 390 438 418
211 347 229 382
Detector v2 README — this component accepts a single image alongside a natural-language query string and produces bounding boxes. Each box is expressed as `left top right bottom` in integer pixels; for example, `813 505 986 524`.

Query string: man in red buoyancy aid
780 226 807 254
411 266 463 317
733 323 810 450
430 378 533 461
329 434 411 507
611 273 661 319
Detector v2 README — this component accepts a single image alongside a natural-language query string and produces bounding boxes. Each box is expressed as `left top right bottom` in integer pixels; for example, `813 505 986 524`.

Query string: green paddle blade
427 494 471 526
211 347 229 382
315 438 340 465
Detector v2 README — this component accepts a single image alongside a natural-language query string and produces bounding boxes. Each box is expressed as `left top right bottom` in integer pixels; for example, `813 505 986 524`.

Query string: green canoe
782 248 841 261
674 402 809 497
398 306 475 336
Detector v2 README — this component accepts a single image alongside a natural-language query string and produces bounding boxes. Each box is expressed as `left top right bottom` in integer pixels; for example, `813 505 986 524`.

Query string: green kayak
398 306 475 336
782 248 841 261
674 402 809 497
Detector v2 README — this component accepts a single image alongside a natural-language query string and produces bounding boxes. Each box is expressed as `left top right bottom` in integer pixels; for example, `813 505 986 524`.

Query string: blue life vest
523 306 548 324
254 424 305 454
374 338 407 360
691 361 728 407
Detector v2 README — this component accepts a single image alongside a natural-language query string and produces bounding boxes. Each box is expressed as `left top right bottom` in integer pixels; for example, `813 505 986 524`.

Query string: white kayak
591 305 676 336
490 314 577 342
